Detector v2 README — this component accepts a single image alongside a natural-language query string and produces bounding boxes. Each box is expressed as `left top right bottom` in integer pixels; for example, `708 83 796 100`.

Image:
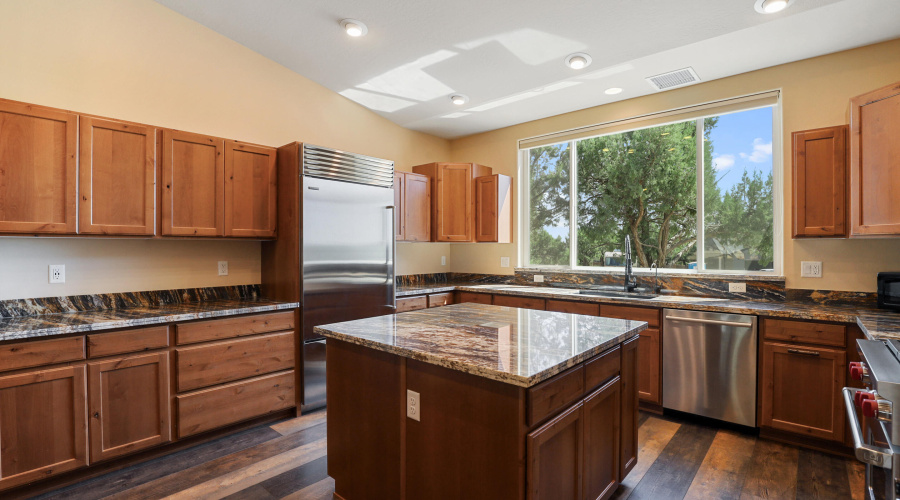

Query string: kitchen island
316 303 647 500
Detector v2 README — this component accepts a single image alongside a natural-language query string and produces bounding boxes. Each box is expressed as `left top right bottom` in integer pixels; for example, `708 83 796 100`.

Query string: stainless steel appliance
878 272 900 311
301 145 395 410
662 309 758 426
845 339 900 500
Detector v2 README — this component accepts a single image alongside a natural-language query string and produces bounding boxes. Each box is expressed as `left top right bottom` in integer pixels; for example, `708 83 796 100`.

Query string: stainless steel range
846 338 900 500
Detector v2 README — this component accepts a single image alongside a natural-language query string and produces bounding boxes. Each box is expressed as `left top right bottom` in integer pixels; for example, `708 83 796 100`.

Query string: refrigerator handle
386 205 396 311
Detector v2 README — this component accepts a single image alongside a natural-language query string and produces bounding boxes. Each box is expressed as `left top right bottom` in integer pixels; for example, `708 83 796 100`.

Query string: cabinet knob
93 412 100 419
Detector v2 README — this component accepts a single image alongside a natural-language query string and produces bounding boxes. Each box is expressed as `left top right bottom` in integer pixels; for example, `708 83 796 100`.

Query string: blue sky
707 107 774 192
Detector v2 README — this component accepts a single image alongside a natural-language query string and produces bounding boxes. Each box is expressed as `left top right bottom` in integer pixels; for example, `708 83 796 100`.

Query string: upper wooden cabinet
394 171 431 242
79 117 156 235
791 126 847 238
0 100 77 234
475 174 512 243
850 80 900 237
412 162 492 242
224 141 277 238
159 130 226 237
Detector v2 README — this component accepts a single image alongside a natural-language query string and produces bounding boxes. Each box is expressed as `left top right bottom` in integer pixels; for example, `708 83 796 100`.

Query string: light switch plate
534 274 544 283
800 261 822 278
218 261 229 276
49 265 65 284
500 257 510 268
728 282 746 293
407 389 421 421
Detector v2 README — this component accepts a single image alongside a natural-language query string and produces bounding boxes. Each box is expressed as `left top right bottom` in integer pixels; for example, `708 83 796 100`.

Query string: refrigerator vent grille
303 144 394 188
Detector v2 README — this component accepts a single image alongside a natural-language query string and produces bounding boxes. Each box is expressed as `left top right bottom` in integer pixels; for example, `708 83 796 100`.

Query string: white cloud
713 154 735 170
739 138 772 163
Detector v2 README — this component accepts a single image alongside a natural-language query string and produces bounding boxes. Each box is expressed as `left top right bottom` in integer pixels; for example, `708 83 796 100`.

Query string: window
522 102 778 274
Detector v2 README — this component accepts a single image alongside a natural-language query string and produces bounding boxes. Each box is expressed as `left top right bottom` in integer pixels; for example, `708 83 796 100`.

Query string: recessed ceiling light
565 53 592 70
340 19 368 37
450 94 469 106
754 0 792 14
605 87 623 95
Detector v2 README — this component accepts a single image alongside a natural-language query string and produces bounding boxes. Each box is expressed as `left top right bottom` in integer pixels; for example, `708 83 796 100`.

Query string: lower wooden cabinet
0 366 88 490
493 294 546 310
528 402 584 500
88 353 171 462
759 341 846 441
636 328 661 404
456 291 493 304
583 378 621 500
620 337 639 480
396 295 428 312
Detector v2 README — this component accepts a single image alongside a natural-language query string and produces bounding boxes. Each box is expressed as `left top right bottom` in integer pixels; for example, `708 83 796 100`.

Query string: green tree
528 143 570 265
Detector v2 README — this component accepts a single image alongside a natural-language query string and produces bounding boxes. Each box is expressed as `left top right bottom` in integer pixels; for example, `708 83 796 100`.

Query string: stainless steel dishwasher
663 309 758 427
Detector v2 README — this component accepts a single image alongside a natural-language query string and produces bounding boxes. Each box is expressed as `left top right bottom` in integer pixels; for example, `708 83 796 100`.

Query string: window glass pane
528 143 570 266
575 121 697 269
703 107 774 271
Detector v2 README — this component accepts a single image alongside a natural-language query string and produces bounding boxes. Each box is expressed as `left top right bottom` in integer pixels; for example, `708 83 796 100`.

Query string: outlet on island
407 389 421 421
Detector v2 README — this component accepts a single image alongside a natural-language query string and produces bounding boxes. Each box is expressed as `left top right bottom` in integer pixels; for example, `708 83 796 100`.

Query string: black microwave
877 272 900 311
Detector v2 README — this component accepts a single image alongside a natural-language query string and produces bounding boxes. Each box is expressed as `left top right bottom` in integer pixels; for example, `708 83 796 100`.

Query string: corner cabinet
849 80 900 237
159 130 226 237
224 140 277 238
412 162 492 242
475 174 513 243
791 125 848 238
394 171 431 242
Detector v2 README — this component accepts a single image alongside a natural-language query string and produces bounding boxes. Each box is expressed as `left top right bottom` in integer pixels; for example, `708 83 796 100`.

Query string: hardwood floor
30 410 863 500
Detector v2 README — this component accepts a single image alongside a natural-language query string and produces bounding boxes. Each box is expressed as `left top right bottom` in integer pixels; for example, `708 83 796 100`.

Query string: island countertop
315 302 647 387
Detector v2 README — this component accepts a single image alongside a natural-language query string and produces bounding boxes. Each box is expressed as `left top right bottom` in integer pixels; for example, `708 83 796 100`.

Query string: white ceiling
154 0 900 139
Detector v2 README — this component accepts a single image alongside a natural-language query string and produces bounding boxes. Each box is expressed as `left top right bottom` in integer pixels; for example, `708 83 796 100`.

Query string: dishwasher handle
664 315 753 328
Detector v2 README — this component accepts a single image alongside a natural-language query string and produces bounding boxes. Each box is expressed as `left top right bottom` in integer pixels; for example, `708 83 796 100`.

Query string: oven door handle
843 387 894 468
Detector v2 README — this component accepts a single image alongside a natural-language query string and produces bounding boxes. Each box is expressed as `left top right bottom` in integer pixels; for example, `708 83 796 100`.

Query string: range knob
862 398 893 421
850 362 867 381
855 390 875 407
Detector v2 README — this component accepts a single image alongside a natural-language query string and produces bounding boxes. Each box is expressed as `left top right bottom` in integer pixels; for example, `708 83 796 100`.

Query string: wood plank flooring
32 410 864 500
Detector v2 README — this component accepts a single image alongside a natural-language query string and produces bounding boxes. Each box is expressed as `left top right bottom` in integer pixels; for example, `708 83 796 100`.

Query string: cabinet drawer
763 318 846 347
528 365 584 427
176 331 295 392
600 305 660 328
176 370 295 438
88 326 169 358
457 292 493 305
493 295 546 310
176 311 295 345
0 336 85 372
427 293 454 308
396 296 428 313
546 300 599 316
585 345 621 392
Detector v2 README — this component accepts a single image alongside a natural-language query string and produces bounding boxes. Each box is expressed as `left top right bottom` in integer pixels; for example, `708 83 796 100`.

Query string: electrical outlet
534 274 544 283
728 282 746 293
500 257 510 268
441 256 446 266
49 265 65 284
218 261 229 276
407 389 421 421
800 261 822 278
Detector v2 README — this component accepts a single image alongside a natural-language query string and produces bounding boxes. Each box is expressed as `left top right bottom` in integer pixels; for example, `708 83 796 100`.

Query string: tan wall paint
448 38 900 292
0 0 450 299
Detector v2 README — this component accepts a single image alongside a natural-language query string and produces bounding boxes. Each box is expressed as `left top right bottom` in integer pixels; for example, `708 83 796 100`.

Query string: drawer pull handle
788 348 819 356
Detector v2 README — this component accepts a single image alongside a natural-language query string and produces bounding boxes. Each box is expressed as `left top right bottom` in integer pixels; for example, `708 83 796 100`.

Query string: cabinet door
404 172 431 241
394 172 405 240
759 341 846 441
0 100 77 234
637 328 661 404
88 353 171 462
492 294 545 310
792 126 847 238
456 291 493 304
850 81 900 236
224 141 276 238
620 337 638 481
474 174 512 243
583 378 621 500
160 129 225 236
527 402 583 500
0 366 88 490
435 163 473 242
79 117 156 235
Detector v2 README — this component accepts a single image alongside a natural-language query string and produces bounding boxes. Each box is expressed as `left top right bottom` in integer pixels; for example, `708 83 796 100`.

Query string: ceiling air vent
646 67 701 91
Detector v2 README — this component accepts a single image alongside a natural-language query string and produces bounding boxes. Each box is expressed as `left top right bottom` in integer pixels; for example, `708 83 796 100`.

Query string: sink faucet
624 235 637 292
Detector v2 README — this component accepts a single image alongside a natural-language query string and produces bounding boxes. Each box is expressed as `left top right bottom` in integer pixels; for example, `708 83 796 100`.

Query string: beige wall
448 38 900 292
0 0 450 300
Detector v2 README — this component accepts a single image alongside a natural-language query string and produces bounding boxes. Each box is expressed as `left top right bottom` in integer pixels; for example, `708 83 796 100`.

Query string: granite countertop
315 302 646 387
397 283 900 341
0 299 300 343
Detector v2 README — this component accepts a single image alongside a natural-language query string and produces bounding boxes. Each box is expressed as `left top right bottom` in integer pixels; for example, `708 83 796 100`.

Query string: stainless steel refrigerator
262 143 395 412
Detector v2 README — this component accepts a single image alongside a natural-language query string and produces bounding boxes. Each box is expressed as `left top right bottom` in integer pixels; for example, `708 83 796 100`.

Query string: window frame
518 95 783 276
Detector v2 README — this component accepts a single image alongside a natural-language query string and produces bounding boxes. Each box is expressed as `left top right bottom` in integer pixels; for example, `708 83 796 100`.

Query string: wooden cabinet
396 295 428 312
79 117 156 235
583 378 621 500
394 171 431 241
87 353 171 462
456 291 493 304
224 141 276 238
759 341 846 441
0 366 88 490
619 337 638 481
159 129 225 237
0 100 77 234
175 331 294 392
850 81 900 236
600 305 661 405
792 125 848 238
527 402 584 500
493 294 545 310
412 162 492 242
474 174 513 243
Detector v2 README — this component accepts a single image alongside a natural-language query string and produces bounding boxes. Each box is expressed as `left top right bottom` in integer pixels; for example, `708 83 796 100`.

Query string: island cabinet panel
791 125 848 238
584 345 620 392
224 141 277 238
0 365 88 490
159 129 225 237
78 117 156 235
528 365 584 427
175 331 295 392
87 353 171 462
527 402 584 500
456 291 493 305
175 311 295 345
493 294 546 310
0 100 78 234
620 337 639 480
0 336 85 373
583 378 621 500
546 300 599 316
